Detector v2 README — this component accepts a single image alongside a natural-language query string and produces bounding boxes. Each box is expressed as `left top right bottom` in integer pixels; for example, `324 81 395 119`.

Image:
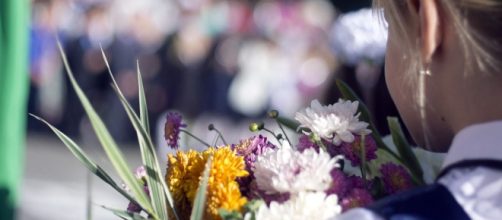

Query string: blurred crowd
27 0 400 144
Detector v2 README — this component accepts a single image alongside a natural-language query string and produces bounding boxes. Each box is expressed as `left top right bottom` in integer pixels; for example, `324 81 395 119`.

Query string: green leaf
190 157 212 220
101 206 150 220
387 117 425 185
100 50 175 220
57 42 155 218
30 114 138 204
276 116 301 132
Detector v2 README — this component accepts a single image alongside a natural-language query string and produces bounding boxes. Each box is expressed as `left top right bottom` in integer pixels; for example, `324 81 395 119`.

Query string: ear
419 0 442 63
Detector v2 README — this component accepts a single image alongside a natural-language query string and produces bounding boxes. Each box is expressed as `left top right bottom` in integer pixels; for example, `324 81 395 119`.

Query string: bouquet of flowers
33 44 428 220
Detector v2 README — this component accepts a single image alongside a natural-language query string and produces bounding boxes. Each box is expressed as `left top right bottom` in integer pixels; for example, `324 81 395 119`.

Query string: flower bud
249 122 264 132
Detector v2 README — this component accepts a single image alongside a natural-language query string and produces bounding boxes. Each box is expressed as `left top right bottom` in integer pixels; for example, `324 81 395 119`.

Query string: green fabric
0 0 30 218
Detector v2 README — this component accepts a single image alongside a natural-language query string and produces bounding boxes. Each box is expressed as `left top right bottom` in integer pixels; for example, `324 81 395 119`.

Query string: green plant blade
57 42 155 218
387 117 425 184
101 206 150 220
101 49 177 219
277 116 301 132
190 157 212 220
137 61 150 135
30 114 138 204
136 62 169 219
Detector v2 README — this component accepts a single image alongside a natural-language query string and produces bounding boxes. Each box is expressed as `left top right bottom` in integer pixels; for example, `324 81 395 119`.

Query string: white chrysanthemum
255 191 342 220
253 145 341 195
295 99 371 145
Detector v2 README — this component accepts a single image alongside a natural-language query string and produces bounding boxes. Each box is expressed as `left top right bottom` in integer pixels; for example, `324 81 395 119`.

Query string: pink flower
380 163 414 195
164 112 187 149
126 166 151 213
338 135 377 166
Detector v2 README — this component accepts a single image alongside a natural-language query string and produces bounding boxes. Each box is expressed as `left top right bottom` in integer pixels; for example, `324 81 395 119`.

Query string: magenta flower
164 112 187 149
326 169 349 196
380 162 414 194
347 175 367 189
339 135 377 166
340 188 374 212
297 135 320 152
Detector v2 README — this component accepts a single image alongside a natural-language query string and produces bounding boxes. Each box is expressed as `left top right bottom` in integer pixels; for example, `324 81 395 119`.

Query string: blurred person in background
28 0 64 131
0 0 30 219
27 0 401 145
61 2 113 139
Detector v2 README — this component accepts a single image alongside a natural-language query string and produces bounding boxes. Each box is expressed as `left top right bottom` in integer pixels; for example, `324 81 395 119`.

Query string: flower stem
360 135 367 183
212 134 220 147
180 129 211 147
262 127 283 144
314 139 328 152
208 124 228 146
275 120 292 148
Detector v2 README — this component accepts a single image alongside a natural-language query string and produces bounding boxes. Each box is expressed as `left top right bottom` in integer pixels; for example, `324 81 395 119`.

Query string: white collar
442 120 502 169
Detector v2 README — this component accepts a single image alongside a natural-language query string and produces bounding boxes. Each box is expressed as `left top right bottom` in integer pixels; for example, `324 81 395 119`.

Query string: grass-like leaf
100 49 177 219
190 157 212 220
101 206 150 220
137 61 150 135
57 42 155 218
387 117 425 184
30 114 138 204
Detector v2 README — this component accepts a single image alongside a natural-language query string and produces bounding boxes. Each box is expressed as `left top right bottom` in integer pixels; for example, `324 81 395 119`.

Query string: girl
338 0 502 219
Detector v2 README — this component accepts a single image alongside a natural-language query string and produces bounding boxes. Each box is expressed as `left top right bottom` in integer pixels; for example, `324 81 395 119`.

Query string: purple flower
127 167 151 213
127 202 142 213
340 188 374 212
297 135 346 159
380 162 414 195
233 135 276 172
348 175 367 189
339 135 377 166
297 135 320 152
126 185 150 213
232 135 276 198
326 169 349 196
164 112 187 149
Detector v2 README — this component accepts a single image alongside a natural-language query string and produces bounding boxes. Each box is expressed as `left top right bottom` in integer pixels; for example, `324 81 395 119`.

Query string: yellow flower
165 150 203 219
206 181 248 219
165 147 249 220
203 147 248 219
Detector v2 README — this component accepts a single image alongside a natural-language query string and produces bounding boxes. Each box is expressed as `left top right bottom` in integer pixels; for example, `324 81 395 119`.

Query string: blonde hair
374 0 502 76
374 1 502 148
